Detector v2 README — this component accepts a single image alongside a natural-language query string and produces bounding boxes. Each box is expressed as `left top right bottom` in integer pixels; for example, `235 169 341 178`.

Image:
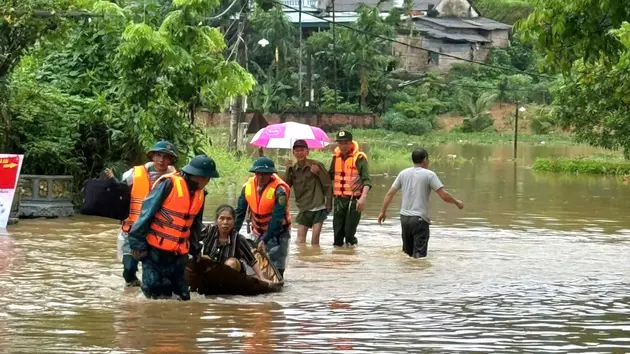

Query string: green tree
0 0 92 148
518 2 630 157
247 6 300 112
517 0 630 73
458 91 498 132
474 0 533 25
306 4 399 112
5 0 254 195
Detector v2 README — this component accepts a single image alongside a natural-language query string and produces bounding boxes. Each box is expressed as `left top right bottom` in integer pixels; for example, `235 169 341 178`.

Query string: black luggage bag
80 178 131 221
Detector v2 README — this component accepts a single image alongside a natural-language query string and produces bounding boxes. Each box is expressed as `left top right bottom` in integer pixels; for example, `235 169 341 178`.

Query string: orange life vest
244 174 291 237
146 173 205 255
333 141 367 197
121 165 150 232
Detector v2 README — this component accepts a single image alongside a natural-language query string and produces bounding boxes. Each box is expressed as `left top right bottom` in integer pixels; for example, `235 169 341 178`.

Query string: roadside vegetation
534 154 630 177
2 0 629 199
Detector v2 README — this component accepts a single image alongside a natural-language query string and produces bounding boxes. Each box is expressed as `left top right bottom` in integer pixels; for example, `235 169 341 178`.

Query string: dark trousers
333 196 362 246
400 215 430 258
140 247 191 300
122 255 139 283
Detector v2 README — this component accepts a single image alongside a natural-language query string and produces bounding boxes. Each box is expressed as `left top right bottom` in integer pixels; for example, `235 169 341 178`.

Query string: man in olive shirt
328 131 371 247
284 140 332 245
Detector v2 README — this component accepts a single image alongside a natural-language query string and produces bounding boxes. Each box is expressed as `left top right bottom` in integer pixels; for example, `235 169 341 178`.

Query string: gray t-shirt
391 167 444 223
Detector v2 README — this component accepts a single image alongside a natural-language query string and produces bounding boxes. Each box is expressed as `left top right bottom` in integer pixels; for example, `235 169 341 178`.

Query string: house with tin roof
394 0 513 72
278 0 511 72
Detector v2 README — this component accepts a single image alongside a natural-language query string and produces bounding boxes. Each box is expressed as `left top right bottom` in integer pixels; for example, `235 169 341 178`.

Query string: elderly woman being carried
200 205 269 281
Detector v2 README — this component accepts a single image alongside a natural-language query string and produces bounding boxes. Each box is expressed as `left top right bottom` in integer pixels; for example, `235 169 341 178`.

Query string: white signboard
0 154 24 229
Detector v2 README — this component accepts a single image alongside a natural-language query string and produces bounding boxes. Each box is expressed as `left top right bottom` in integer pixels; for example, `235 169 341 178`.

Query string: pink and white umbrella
250 122 331 149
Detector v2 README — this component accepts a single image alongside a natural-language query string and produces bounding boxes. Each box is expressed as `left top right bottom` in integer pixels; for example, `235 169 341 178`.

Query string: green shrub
534 157 630 175
381 110 433 135
530 106 557 134
457 92 498 132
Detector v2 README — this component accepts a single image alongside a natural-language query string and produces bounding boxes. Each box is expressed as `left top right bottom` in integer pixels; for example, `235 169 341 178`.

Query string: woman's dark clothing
201 225 258 268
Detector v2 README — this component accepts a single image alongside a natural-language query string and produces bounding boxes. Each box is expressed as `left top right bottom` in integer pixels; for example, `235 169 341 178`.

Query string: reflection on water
2 143 630 353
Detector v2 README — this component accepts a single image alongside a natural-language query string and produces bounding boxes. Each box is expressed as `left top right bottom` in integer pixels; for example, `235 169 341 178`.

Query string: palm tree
458 91 498 132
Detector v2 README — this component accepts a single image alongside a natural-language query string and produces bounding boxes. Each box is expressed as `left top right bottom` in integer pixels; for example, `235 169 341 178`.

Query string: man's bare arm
377 187 398 224
435 187 464 209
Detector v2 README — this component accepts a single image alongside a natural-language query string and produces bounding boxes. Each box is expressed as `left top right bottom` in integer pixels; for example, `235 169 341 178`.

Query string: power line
272 1 553 80
209 0 241 20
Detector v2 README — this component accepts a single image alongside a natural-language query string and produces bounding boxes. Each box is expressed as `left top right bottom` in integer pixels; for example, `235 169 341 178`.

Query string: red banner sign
0 155 20 189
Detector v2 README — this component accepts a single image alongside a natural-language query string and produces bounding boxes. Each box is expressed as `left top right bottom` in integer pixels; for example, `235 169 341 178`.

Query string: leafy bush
530 106 557 134
457 92 498 133
381 110 433 135
534 157 630 175
475 0 534 25
319 86 361 113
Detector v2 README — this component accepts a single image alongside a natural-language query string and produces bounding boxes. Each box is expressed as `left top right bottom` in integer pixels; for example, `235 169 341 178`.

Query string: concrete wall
488 29 510 48
394 34 430 72
198 111 379 130
394 27 508 73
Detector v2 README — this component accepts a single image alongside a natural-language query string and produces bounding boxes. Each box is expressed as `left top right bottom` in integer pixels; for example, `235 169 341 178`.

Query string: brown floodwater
2 143 630 353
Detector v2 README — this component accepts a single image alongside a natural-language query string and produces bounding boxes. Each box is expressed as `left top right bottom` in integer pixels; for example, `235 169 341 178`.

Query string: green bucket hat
182 155 220 178
148 140 178 161
249 156 276 174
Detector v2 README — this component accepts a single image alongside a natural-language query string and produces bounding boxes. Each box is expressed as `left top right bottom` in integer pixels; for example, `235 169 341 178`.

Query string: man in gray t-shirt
377 148 463 258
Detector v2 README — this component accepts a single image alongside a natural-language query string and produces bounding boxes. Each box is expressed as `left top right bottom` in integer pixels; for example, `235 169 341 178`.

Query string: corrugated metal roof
415 22 491 42
284 11 359 23
331 0 440 12
461 17 512 30
416 16 512 30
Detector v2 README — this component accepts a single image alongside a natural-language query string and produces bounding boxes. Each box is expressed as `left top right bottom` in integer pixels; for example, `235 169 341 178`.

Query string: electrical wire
208 0 241 20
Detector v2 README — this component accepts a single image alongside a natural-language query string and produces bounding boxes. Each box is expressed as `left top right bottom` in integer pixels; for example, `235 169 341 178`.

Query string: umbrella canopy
249 122 331 149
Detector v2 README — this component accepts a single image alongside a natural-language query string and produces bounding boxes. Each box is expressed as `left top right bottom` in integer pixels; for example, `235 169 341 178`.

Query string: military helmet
248 156 276 174
182 155 220 178
148 140 178 161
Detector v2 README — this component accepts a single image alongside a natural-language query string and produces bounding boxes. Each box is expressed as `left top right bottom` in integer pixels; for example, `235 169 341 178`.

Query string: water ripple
1 208 630 353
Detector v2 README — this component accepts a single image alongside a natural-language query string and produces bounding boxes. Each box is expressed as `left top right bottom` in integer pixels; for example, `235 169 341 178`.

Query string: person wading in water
200 204 269 281
128 155 218 300
328 130 371 247
377 148 464 258
105 140 177 287
283 140 332 246
235 157 291 277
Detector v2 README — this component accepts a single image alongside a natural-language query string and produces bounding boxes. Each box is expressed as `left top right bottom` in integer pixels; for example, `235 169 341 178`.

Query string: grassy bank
534 154 630 176
204 127 486 190
199 126 577 189
347 129 577 147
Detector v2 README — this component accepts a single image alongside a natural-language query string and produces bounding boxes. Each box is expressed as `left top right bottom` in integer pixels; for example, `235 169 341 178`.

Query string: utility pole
298 0 303 110
332 0 337 109
229 5 249 150
514 100 519 160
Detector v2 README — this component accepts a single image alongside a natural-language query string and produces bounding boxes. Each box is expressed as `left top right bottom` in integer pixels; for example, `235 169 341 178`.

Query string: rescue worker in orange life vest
128 155 218 300
329 130 371 247
105 140 177 288
235 157 291 277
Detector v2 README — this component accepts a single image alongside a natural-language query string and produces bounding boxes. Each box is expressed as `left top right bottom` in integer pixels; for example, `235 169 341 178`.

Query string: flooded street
2 143 630 353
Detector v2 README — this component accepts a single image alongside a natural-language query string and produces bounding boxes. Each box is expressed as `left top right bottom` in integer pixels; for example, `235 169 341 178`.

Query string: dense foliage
2 0 254 196
518 0 630 157
0 0 572 199
474 0 533 25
